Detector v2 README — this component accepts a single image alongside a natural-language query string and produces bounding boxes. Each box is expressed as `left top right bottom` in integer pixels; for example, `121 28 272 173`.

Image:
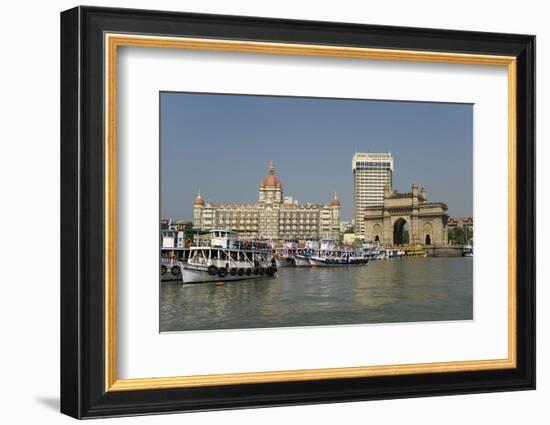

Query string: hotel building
193 162 341 240
352 152 394 237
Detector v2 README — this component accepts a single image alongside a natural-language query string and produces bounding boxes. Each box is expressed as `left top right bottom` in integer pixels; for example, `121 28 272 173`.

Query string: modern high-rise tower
352 152 394 237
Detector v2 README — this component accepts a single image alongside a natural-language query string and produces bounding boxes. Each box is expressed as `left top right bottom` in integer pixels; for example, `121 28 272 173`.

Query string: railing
160 256 179 266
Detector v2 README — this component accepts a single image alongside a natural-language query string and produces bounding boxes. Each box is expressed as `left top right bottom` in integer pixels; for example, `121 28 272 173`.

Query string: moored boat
273 238 299 267
309 253 368 266
294 254 312 267
274 255 295 268
180 229 276 284
309 238 368 266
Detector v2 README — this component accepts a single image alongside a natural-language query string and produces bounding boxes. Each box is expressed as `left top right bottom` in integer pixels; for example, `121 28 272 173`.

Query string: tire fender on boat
218 267 228 278
237 268 245 276
229 268 237 276
171 265 180 276
207 265 218 276
160 265 167 275
245 268 252 276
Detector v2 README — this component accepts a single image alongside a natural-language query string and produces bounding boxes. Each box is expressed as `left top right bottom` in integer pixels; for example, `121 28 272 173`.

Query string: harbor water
160 257 473 332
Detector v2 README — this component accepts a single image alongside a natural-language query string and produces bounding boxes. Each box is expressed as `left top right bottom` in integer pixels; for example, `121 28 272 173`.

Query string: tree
448 227 465 244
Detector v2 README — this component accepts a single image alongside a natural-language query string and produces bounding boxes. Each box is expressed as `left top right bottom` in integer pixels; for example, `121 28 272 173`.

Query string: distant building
447 216 473 230
339 220 353 233
363 184 449 246
342 233 357 245
173 220 193 232
352 152 394 236
448 216 474 244
193 161 340 239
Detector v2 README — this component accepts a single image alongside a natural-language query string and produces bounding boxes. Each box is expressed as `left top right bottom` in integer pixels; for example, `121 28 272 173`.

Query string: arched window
423 222 433 246
373 223 382 242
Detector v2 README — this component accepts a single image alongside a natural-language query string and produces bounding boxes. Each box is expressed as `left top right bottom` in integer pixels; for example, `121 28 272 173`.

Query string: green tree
449 227 465 244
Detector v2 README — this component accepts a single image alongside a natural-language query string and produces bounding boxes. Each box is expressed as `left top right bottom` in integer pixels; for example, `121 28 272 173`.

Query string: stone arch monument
364 184 448 246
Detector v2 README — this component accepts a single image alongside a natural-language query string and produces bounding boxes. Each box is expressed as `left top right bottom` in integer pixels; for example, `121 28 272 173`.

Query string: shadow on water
160 257 473 332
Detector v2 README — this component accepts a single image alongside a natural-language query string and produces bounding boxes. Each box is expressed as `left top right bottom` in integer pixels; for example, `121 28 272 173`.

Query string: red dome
194 193 205 206
260 161 282 189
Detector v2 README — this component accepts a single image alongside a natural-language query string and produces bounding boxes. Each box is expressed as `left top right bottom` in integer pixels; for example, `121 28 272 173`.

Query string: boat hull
161 262 183 282
180 263 276 284
161 271 181 282
294 256 311 267
275 256 295 268
309 257 368 267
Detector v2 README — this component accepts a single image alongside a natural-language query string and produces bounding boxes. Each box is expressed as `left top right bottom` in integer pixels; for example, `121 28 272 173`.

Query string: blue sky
160 92 472 221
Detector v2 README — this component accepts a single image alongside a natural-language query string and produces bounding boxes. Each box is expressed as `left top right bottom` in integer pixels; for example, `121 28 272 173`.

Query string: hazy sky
160 92 472 221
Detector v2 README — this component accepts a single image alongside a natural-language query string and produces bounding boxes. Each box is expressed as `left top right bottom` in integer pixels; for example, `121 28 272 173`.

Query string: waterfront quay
160 256 473 332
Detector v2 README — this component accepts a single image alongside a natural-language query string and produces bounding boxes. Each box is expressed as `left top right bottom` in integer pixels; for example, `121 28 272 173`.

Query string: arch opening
425 234 431 245
393 219 409 245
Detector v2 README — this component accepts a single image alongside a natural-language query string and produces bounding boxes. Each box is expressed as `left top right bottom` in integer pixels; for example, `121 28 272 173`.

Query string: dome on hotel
260 161 282 189
193 191 205 206
330 192 340 206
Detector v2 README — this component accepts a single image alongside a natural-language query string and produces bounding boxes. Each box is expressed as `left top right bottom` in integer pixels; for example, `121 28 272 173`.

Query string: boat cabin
161 229 186 248
210 228 240 249
319 238 337 250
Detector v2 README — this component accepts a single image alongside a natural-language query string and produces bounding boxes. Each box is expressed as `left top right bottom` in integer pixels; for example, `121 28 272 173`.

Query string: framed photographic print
60 6 535 419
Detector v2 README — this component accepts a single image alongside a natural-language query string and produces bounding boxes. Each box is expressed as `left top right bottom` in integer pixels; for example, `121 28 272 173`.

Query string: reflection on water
160 257 473 332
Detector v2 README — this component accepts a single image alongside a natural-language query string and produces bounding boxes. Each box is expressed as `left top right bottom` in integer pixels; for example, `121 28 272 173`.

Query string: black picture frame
61 5 535 419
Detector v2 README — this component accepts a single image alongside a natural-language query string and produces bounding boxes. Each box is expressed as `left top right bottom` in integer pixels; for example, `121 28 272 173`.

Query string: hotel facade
193 162 341 240
352 152 394 237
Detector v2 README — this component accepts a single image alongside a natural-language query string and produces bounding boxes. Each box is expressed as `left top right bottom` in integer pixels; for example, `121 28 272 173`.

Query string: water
160 257 473 332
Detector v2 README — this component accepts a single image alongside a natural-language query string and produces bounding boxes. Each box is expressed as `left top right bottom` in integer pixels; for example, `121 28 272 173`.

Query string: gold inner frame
104 33 517 392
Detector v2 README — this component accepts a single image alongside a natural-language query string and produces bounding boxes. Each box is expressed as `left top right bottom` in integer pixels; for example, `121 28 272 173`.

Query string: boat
293 238 320 267
362 241 382 260
160 228 189 282
273 238 299 267
274 255 295 267
294 254 312 267
401 244 426 257
309 251 368 266
463 244 473 257
161 255 183 281
179 228 276 284
309 238 368 266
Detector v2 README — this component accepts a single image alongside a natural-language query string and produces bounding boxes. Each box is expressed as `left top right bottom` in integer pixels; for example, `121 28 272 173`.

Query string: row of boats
273 238 400 268
161 229 405 284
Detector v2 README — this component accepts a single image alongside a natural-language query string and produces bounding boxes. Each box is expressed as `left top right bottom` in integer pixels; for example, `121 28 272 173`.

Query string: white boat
309 252 368 266
180 229 276 284
160 228 189 282
274 255 295 267
463 244 473 257
362 241 382 260
273 238 299 267
304 237 320 250
294 254 312 267
309 238 368 266
161 255 183 282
